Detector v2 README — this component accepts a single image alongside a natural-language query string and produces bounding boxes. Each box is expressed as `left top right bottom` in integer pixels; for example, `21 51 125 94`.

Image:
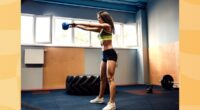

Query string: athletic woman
71 11 117 110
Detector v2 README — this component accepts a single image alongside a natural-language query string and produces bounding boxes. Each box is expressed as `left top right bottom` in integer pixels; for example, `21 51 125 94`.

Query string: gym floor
22 85 179 110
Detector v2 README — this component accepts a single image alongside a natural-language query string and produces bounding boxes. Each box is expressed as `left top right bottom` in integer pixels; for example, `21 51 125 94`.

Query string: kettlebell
62 22 72 30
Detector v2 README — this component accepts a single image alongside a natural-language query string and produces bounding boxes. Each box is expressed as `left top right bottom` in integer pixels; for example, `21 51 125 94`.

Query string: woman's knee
107 76 114 82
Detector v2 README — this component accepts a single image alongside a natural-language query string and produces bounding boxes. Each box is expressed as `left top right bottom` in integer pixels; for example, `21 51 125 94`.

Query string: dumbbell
161 74 174 90
146 74 175 93
62 22 72 30
146 85 153 93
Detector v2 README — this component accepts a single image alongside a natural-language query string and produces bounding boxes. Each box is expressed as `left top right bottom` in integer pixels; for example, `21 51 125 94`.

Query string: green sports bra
98 29 112 41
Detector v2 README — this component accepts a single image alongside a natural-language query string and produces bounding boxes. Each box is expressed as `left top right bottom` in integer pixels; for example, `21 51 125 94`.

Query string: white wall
21 46 45 90
85 48 138 85
147 0 179 85
147 0 179 45
21 46 139 89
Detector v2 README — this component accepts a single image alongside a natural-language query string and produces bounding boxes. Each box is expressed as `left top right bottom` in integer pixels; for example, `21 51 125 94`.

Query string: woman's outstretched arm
72 22 110 32
75 24 101 32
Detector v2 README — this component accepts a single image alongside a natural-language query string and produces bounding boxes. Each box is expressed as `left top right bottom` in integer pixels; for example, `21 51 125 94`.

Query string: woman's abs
101 40 113 50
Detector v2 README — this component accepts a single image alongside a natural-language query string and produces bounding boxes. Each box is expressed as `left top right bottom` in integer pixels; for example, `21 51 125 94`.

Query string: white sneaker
90 96 104 104
102 102 116 110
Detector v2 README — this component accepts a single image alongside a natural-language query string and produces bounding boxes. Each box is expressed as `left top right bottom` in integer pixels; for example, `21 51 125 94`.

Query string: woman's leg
106 60 117 103
98 61 107 98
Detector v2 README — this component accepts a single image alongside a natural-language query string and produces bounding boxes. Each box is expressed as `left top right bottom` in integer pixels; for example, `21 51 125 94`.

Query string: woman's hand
70 23 76 28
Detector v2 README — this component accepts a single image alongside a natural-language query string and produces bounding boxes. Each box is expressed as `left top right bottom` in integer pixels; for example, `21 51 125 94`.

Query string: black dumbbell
161 74 174 90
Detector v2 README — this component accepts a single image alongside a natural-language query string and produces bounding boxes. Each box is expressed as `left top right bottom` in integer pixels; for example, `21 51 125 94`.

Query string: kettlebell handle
62 22 72 30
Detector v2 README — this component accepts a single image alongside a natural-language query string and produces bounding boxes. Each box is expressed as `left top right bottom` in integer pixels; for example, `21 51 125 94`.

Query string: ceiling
33 0 148 13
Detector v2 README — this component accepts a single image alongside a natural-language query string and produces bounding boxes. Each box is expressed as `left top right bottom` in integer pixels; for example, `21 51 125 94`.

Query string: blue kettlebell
62 22 71 30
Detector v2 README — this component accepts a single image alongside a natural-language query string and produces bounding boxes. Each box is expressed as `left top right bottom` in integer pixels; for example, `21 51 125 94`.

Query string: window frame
52 16 73 46
123 23 138 47
73 18 91 47
21 13 35 44
35 15 52 44
21 14 139 49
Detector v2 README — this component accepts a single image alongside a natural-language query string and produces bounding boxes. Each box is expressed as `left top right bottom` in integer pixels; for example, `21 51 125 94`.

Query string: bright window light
113 23 122 47
21 14 139 48
91 21 101 47
35 16 51 43
74 20 90 46
21 15 34 44
53 17 72 45
124 24 137 47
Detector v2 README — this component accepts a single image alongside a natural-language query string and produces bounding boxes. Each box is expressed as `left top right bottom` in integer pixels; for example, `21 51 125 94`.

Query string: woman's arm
75 25 100 32
72 22 110 31
75 22 109 28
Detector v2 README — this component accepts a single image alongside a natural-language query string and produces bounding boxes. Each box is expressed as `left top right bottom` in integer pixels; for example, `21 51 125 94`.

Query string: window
91 31 101 47
53 17 72 45
123 24 137 47
21 14 138 48
21 15 34 44
90 21 101 47
35 16 51 43
74 20 90 46
113 23 122 47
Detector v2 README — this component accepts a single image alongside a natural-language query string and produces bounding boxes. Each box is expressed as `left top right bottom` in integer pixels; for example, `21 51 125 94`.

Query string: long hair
97 11 115 34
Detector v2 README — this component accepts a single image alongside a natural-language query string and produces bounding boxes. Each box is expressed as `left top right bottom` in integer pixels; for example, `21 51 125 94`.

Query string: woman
71 11 117 110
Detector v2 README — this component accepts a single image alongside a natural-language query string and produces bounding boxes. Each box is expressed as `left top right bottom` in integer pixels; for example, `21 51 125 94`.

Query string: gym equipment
146 74 174 93
161 74 174 90
146 85 153 93
66 75 109 95
62 22 72 30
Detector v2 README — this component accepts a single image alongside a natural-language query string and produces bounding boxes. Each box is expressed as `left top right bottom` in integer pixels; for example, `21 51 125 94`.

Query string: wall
84 48 138 85
21 46 44 90
21 0 136 23
147 0 179 85
21 0 179 89
21 0 140 90
21 46 138 90
136 9 149 84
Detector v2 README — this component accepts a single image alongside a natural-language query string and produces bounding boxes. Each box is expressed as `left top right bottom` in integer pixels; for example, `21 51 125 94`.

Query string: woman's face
97 15 103 23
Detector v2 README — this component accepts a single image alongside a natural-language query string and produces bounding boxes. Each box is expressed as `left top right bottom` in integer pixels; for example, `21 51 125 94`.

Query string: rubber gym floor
22 85 179 110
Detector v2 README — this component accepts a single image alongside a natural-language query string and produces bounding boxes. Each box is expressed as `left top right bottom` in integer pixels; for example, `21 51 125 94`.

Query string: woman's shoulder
101 23 111 32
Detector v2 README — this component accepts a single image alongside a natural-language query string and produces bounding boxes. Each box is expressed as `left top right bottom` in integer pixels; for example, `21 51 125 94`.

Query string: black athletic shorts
102 49 118 62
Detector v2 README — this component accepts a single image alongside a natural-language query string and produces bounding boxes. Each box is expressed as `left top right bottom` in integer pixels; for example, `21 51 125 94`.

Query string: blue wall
21 0 136 23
